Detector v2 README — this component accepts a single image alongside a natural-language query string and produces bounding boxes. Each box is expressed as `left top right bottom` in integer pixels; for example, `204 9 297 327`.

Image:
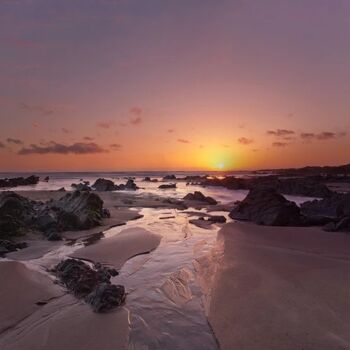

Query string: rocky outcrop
71 182 91 191
301 193 350 232
229 188 305 226
183 191 217 205
119 179 139 191
92 178 117 191
53 258 125 312
0 190 109 242
0 240 27 256
203 176 332 198
0 175 39 188
163 174 176 180
159 183 177 189
143 177 158 182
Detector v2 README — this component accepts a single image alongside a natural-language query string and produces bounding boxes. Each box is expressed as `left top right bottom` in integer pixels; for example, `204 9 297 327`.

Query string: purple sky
0 0 349 171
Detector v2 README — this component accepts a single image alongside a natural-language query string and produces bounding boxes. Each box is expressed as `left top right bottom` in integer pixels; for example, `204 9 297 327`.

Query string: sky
0 0 349 171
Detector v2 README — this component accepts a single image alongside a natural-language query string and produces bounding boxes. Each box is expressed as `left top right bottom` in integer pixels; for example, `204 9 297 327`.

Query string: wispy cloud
0 141 5 148
177 139 190 144
130 107 143 125
20 102 55 116
83 136 94 141
97 121 114 129
110 143 122 150
7 138 23 145
18 142 108 155
167 129 175 133
62 128 71 134
238 137 253 145
267 129 295 137
300 131 346 141
272 142 288 147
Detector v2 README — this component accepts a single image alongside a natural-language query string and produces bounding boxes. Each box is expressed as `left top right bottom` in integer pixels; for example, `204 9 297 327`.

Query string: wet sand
205 222 350 350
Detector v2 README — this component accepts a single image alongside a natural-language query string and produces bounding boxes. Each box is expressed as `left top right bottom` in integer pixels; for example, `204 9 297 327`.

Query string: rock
183 191 217 205
208 215 226 223
71 182 91 191
229 188 304 226
163 174 176 180
202 175 332 198
0 239 27 255
92 178 117 191
0 175 39 188
143 177 158 182
43 176 50 182
57 187 66 192
159 183 177 189
53 259 125 312
125 179 138 190
301 193 350 232
86 283 126 312
53 258 111 297
0 192 36 239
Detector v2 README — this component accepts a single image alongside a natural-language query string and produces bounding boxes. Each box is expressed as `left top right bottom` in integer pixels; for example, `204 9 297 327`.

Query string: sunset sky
0 0 349 171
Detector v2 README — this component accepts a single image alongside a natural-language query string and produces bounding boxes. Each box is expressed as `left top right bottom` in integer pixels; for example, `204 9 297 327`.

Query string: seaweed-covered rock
183 191 217 205
229 188 304 226
86 283 126 312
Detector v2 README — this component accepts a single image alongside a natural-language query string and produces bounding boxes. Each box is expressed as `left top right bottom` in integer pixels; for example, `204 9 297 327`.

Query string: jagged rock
43 176 50 182
57 187 66 192
125 179 138 190
183 191 217 205
0 190 108 240
301 193 350 232
229 188 304 226
159 183 176 189
53 258 111 297
143 177 158 182
92 178 117 191
86 283 126 312
0 175 39 188
53 259 125 312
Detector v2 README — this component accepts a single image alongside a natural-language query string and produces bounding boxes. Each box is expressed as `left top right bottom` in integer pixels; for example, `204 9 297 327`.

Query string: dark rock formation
57 187 66 192
43 176 50 182
0 240 27 255
0 175 39 188
159 183 177 189
53 258 125 312
143 177 158 182
208 215 227 223
92 178 117 191
163 175 176 180
301 193 350 232
183 191 217 205
122 179 139 191
71 182 91 191
86 283 126 313
229 188 304 226
0 190 108 242
203 176 332 198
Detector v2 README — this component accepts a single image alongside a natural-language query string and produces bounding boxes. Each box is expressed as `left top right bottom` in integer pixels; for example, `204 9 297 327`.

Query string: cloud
83 136 94 141
0 141 5 148
300 131 347 141
267 129 295 137
7 138 23 145
167 129 175 133
97 121 114 129
110 143 122 150
238 137 253 145
177 139 190 144
20 102 55 116
272 142 288 147
130 107 143 125
32 122 39 128
18 142 108 155
62 128 71 134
